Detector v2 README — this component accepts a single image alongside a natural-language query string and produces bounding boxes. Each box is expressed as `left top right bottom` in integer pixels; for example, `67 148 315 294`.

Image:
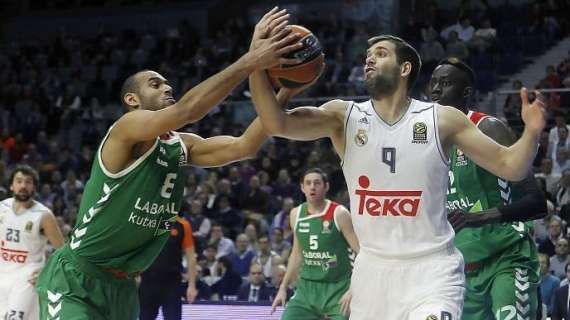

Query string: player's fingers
270 20 290 38
534 90 546 108
261 6 279 22
520 87 529 107
268 14 290 31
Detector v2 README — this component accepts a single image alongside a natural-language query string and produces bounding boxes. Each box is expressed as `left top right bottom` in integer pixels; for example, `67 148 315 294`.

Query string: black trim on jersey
411 106 433 114
340 101 355 168
432 105 449 165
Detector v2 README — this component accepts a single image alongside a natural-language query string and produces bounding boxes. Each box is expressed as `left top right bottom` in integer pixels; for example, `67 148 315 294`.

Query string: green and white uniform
37 130 187 320
282 200 353 320
448 111 539 320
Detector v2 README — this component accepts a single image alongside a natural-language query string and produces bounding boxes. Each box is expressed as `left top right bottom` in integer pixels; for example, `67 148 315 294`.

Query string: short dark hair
367 35 421 91
437 57 476 86
301 167 329 184
120 70 149 108
10 165 39 186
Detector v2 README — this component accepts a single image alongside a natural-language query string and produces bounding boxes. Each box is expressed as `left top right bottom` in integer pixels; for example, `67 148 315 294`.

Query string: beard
365 65 400 98
14 192 32 202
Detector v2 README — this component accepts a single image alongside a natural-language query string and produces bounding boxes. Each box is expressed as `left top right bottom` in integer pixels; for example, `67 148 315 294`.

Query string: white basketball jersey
0 198 49 271
342 99 454 259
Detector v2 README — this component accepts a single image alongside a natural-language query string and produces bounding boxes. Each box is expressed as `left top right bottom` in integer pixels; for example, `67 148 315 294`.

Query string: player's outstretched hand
339 288 352 316
248 7 304 70
271 288 287 314
520 87 546 137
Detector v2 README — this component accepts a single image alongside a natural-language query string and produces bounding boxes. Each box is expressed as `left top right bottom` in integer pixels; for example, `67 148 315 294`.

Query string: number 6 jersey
68 129 187 273
342 99 453 259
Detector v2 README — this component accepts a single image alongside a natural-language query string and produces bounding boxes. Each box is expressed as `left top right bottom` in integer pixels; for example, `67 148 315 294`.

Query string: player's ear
401 61 412 78
463 86 473 100
123 93 140 110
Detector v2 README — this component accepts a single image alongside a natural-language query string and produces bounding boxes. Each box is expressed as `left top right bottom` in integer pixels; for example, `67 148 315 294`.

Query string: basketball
268 25 325 89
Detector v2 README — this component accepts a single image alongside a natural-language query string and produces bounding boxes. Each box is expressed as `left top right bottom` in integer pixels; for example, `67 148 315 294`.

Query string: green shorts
36 245 139 320
463 241 539 320
282 277 350 320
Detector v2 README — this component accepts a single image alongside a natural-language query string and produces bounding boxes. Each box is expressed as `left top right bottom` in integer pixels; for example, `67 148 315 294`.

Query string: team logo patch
355 129 368 146
25 221 33 232
322 221 331 234
426 315 438 320
455 148 468 166
412 122 428 144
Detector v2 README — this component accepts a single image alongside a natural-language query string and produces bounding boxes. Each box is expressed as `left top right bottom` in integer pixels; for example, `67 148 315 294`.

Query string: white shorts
350 245 465 320
0 265 41 320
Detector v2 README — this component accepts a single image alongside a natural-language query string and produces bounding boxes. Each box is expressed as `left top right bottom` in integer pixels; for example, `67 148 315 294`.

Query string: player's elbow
260 121 287 137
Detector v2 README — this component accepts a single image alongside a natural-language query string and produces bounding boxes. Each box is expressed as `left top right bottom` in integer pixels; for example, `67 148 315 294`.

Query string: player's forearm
187 259 197 289
177 53 257 123
236 118 267 159
279 253 301 291
497 176 547 222
500 129 540 181
249 70 288 136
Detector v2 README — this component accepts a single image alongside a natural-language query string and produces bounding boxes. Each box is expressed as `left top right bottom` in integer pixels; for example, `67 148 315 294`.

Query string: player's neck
13 199 33 214
307 199 327 215
371 89 410 125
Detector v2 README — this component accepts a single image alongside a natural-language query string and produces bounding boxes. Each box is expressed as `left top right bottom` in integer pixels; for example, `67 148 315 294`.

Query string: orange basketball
268 25 325 89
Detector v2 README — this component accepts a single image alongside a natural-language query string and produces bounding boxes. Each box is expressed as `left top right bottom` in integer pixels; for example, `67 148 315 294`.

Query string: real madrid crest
322 220 332 234
355 129 368 147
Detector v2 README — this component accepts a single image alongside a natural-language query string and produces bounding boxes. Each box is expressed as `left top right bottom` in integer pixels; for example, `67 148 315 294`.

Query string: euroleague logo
355 175 422 217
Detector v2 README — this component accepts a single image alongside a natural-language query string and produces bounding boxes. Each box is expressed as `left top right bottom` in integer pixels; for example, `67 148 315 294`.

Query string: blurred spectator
268 264 292 301
202 244 219 280
503 80 524 131
553 148 570 175
211 256 242 301
441 16 475 42
550 238 570 279
230 233 257 279
271 227 292 262
553 264 570 319
211 195 243 239
420 33 445 73
534 200 556 244
187 199 211 252
539 217 565 256
242 175 269 220
244 222 259 252
550 126 570 160
470 17 497 52
549 115 570 147
446 31 469 61
252 234 280 279
536 158 561 195
544 65 562 89
555 170 570 206
272 169 298 202
237 263 271 303
271 197 295 232
207 222 235 259
539 253 560 316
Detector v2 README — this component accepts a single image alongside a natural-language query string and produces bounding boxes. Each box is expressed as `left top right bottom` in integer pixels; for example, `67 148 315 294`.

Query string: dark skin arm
448 117 547 232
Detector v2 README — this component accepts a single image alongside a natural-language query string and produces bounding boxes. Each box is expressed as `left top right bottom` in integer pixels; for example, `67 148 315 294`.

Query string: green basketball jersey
68 130 187 273
294 200 352 282
447 111 535 264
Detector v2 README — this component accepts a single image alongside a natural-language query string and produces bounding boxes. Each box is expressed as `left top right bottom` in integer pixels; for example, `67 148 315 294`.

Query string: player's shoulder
320 99 350 114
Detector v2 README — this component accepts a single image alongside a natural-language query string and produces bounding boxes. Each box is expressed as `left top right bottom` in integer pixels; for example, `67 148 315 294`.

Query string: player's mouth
431 95 440 102
365 66 375 74
163 97 176 105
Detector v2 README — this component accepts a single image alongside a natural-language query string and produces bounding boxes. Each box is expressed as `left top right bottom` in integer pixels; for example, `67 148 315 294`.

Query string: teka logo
0 241 28 263
355 176 422 217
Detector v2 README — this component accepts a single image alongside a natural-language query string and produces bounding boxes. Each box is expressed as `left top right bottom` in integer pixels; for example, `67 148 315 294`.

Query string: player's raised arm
179 118 266 168
249 69 346 141
440 88 546 181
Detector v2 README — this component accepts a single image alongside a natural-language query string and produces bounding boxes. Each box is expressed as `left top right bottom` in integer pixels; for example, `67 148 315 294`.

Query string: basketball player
271 168 359 319
431 58 546 320
249 34 546 319
0 165 65 320
36 8 304 320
